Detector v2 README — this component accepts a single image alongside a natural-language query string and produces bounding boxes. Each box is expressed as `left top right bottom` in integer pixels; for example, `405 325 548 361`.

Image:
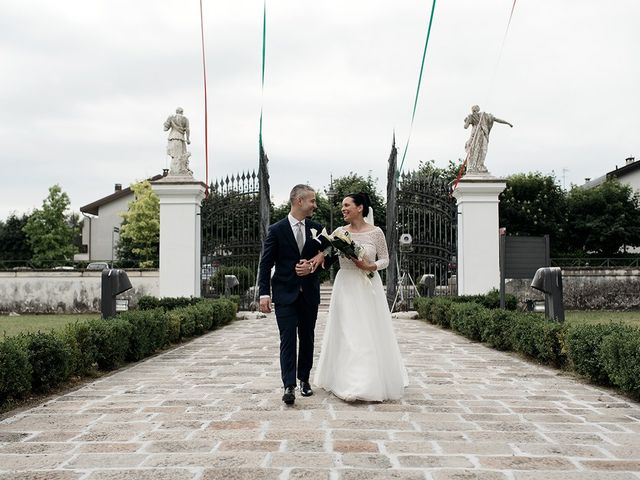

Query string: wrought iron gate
200 172 262 306
386 145 458 309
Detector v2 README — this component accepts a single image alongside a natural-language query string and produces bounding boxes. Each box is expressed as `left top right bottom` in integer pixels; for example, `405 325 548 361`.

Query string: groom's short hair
289 184 315 204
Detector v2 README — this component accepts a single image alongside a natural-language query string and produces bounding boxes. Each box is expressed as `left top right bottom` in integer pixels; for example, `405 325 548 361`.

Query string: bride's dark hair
346 192 371 218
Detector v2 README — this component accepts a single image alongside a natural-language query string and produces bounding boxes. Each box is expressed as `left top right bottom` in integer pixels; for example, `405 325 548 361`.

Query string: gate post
152 177 207 298
385 136 398 305
452 177 506 295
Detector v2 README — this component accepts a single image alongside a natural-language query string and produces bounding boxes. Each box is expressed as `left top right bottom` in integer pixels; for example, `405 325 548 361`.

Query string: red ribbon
199 0 209 194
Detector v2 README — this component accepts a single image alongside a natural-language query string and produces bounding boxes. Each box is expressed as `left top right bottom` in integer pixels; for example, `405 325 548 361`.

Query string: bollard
101 269 133 319
530 267 564 322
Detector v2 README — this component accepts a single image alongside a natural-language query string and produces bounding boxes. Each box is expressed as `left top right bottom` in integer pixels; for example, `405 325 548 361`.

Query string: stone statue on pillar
164 107 193 177
464 105 513 175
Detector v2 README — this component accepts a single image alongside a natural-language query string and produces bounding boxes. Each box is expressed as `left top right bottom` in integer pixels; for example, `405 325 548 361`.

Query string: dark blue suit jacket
258 217 331 306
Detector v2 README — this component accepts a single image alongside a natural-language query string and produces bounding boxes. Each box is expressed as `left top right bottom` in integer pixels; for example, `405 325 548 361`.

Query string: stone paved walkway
1 313 640 480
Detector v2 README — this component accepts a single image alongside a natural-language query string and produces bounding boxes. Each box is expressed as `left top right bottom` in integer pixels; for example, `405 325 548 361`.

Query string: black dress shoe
282 385 295 405
299 380 314 397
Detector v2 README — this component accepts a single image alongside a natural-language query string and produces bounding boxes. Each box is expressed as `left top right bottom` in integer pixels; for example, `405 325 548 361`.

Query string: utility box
530 267 564 322
224 274 239 296
419 274 436 297
101 269 133 319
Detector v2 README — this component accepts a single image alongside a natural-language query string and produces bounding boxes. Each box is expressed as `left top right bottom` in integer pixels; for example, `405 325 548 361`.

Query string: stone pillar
151 178 207 298
451 176 506 295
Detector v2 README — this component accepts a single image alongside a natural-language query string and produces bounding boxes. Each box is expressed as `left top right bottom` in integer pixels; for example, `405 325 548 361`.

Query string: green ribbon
259 0 267 148
398 0 437 175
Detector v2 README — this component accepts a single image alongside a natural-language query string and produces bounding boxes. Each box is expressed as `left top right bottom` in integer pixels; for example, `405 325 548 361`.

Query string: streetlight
325 174 336 233
111 226 120 267
324 175 336 283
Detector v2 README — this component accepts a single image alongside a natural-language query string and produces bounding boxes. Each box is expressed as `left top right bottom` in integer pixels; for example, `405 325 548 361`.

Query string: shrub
482 309 515 350
120 308 168 361
137 295 161 310
165 312 181 343
450 303 486 341
0 335 32 404
199 302 216 331
414 297 433 320
138 296 202 311
601 325 640 398
63 321 97 376
566 323 619 384
431 298 455 328
533 321 566 367
454 289 517 310
26 331 72 393
175 308 196 338
88 318 132 370
1 298 239 411
213 299 237 327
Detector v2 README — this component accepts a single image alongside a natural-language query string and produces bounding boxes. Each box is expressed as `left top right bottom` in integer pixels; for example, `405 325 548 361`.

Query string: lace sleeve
373 227 389 271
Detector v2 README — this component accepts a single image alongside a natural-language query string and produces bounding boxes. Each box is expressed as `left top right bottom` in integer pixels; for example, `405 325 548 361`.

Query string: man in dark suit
258 184 331 405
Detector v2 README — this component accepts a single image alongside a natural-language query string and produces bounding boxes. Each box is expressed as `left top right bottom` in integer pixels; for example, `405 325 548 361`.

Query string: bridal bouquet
314 228 374 278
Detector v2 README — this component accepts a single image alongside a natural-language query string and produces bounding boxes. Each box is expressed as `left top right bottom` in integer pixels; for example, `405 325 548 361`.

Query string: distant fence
506 267 640 310
552 258 640 268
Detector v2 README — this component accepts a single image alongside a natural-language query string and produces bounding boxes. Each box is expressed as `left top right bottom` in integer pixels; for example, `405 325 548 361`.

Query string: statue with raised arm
464 105 513 175
164 107 192 176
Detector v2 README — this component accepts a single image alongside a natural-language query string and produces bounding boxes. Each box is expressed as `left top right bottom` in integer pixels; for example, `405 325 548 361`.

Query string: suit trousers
275 292 318 387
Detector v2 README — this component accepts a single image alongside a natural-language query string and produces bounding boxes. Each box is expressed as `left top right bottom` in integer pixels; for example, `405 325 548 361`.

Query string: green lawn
0 314 99 337
1 310 639 338
565 310 640 327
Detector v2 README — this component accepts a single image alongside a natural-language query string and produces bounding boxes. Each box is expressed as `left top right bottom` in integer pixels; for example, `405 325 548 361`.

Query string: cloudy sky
1 0 638 220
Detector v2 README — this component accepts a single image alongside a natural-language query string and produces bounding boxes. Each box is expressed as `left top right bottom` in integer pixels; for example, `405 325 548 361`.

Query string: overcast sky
1 0 638 220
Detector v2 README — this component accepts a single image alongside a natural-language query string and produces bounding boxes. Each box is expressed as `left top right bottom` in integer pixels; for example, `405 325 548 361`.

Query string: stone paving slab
1 313 640 479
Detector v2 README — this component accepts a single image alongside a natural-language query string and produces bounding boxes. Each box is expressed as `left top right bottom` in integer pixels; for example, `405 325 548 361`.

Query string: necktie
295 222 305 254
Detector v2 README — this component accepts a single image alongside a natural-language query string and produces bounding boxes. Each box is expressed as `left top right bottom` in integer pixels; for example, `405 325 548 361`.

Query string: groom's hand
259 296 272 313
295 259 312 276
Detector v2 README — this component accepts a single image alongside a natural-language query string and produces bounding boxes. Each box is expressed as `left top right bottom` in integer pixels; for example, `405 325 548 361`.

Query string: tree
23 185 77 267
499 172 568 254
118 181 160 268
326 172 386 232
566 179 640 255
416 159 461 184
0 213 33 266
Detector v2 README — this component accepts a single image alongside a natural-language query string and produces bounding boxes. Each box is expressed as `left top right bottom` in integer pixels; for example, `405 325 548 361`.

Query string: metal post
325 174 336 283
111 226 120 266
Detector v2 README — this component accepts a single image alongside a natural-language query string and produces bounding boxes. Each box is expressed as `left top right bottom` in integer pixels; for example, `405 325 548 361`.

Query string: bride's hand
352 258 375 272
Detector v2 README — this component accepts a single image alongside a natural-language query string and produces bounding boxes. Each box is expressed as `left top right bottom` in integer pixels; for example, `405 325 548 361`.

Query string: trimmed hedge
26 331 72 393
415 296 640 399
0 336 31 405
450 289 518 310
137 296 203 311
0 298 238 410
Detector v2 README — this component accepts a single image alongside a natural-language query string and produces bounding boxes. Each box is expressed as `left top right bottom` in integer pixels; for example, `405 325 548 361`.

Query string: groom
258 184 331 405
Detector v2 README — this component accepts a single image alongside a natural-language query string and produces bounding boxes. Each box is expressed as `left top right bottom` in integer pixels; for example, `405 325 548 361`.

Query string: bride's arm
373 228 389 271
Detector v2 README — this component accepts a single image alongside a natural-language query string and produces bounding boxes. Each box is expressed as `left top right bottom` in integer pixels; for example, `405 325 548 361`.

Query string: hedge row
0 298 237 410
414 297 640 398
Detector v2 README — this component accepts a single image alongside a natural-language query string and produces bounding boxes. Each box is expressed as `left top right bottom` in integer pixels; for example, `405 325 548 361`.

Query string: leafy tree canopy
499 172 568 254
23 185 77 267
118 181 159 268
324 172 386 231
0 213 33 265
416 159 461 184
566 179 640 255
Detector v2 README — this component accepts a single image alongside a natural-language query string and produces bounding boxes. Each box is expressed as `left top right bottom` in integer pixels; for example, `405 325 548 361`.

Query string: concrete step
319 284 333 312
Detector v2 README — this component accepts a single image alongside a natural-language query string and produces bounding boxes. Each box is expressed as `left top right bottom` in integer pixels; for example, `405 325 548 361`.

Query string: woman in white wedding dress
314 192 408 402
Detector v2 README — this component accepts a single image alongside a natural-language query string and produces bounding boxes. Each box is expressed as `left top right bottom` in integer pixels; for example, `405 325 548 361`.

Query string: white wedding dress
313 226 409 401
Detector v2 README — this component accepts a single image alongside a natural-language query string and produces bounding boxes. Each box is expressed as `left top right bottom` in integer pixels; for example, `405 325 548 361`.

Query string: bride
313 192 408 401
